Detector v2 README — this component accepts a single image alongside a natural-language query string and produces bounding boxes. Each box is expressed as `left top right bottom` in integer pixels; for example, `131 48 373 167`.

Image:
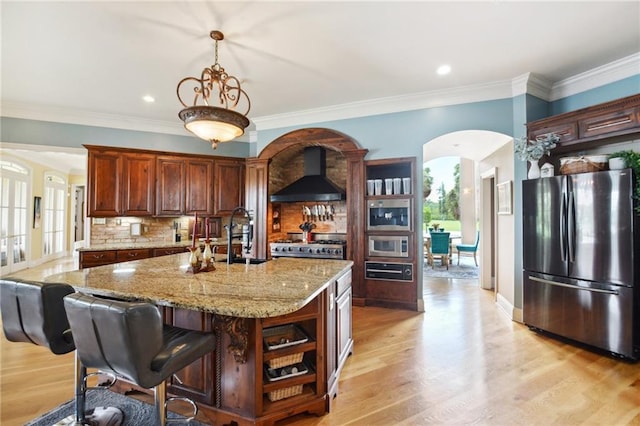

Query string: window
43 173 67 259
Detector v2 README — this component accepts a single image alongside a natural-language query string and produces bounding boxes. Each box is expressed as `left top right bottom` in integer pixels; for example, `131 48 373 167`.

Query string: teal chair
428 232 450 269
456 231 480 266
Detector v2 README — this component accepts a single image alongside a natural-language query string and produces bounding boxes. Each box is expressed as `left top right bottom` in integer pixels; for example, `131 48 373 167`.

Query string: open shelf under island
45 254 354 426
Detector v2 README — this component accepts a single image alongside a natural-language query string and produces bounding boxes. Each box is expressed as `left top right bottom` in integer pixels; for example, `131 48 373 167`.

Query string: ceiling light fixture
437 64 451 76
177 30 251 149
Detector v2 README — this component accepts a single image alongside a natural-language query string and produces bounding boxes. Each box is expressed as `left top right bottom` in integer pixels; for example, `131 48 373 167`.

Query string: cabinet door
122 153 155 216
87 150 122 217
325 281 337 397
186 159 214 215
156 156 186 216
214 159 245 215
165 308 215 405
336 288 352 371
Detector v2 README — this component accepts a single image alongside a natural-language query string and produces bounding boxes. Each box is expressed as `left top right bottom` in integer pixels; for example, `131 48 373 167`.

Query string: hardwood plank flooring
2 259 640 425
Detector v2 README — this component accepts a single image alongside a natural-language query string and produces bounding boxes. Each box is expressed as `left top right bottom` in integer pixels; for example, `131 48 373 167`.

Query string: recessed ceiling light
143 95 155 103
436 65 451 76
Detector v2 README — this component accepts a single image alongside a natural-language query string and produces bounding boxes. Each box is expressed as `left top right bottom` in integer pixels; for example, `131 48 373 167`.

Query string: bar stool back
64 292 216 426
0 279 123 425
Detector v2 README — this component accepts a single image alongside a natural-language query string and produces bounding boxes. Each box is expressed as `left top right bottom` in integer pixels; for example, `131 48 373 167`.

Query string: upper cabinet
528 94 640 153
87 148 122 216
214 159 245 215
122 153 156 216
156 156 186 216
85 146 246 218
87 148 155 217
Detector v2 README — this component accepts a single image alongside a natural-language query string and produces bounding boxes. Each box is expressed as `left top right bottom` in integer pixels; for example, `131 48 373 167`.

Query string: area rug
423 261 479 279
26 389 208 426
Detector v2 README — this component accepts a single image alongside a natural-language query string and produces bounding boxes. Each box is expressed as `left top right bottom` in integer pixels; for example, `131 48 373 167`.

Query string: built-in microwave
367 199 411 231
368 235 409 258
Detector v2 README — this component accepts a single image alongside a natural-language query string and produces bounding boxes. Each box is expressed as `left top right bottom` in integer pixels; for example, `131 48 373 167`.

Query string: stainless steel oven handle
529 276 618 295
367 269 403 274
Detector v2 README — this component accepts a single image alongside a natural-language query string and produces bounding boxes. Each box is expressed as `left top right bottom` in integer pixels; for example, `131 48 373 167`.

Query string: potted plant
608 150 640 213
514 133 559 179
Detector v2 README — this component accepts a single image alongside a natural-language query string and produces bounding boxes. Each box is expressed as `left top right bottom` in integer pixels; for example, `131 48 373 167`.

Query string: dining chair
456 231 480 266
429 232 450 269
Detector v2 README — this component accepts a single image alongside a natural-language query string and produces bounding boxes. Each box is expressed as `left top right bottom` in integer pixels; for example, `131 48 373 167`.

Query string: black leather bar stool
0 278 123 425
64 293 216 426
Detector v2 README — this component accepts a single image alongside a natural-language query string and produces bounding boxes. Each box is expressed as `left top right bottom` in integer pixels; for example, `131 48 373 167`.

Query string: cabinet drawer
578 107 638 139
336 269 352 297
80 250 117 268
116 249 152 262
153 247 187 257
529 121 578 145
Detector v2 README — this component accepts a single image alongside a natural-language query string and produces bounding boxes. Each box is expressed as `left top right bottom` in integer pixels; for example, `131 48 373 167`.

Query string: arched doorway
422 130 512 297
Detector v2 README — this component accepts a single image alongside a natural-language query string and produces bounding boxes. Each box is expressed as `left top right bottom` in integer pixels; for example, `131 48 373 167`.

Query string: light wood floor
2 258 640 425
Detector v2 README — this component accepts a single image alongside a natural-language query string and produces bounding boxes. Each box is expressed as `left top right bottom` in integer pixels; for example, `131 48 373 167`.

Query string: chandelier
177 30 251 149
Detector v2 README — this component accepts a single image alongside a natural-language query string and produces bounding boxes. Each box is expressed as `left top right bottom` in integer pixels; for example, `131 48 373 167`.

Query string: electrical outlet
144 226 149 233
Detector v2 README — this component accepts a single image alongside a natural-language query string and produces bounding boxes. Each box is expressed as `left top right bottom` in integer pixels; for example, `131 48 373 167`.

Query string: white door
43 173 67 260
0 160 30 275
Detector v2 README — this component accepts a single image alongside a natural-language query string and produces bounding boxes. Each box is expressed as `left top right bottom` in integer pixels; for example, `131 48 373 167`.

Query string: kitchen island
45 254 353 426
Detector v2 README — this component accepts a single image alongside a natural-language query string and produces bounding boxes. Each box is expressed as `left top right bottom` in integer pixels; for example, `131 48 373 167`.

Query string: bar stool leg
155 380 167 426
74 352 87 425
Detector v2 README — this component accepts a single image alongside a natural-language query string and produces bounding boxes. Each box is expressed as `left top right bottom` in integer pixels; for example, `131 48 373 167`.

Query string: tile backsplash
89 216 230 246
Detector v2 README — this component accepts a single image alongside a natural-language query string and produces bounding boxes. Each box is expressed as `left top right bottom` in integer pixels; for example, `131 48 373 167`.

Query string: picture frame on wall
33 196 41 228
497 181 512 215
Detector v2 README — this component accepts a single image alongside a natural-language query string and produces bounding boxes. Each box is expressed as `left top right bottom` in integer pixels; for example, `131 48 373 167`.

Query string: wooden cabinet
116 248 152 262
79 250 117 268
214 159 245 215
87 149 122 216
186 159 214 215
363 157 418 311
326 269 353 401
335 270 353 375
86 146 245 219
153 247 187 257
86 148 155 217
156 156 186 216
527 94 640 153
121 153 155 216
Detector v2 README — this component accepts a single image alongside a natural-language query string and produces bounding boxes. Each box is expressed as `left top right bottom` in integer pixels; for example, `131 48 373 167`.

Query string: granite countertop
45 254 353 318
77 240 231 252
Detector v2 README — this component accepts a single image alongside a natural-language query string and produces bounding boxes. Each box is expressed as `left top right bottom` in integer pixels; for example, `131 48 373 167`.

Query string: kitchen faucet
225 207 253 264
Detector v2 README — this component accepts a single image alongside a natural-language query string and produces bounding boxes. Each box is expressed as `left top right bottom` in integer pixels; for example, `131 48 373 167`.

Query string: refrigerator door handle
567 181 576 263
560 189 567 262
529 276 619 295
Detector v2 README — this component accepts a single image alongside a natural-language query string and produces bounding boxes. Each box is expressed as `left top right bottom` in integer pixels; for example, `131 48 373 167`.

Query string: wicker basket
559 155 608 175
267 384 303 402
267 352 304 369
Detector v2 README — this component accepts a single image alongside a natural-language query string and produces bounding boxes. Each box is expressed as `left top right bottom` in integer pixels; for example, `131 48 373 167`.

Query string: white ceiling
2 1 639 166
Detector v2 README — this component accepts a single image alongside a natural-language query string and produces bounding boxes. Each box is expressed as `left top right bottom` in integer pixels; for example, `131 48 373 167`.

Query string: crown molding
1 102 187 136
550 52 640 101
511 73 553 101
253 80 515 131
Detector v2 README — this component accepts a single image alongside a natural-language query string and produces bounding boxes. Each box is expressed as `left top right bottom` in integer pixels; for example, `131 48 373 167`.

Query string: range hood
270 147 346 203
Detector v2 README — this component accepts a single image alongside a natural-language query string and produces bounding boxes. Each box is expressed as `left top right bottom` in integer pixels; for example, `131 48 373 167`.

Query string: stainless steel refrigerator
522 169 639 359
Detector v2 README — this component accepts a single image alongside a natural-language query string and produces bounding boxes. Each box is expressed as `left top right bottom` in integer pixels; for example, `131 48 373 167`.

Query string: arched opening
422 130 512 297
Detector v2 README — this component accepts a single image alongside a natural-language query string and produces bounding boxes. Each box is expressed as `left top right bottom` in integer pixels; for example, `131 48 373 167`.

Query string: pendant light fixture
177 30 251 149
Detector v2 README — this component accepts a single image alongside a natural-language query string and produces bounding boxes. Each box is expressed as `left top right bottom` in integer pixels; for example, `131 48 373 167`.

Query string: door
0 160 30 274
43 173 67 260
522 176 567 277
569 170 634 285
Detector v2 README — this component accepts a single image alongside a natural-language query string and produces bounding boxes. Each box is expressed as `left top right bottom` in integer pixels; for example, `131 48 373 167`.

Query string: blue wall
0 117 251 157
